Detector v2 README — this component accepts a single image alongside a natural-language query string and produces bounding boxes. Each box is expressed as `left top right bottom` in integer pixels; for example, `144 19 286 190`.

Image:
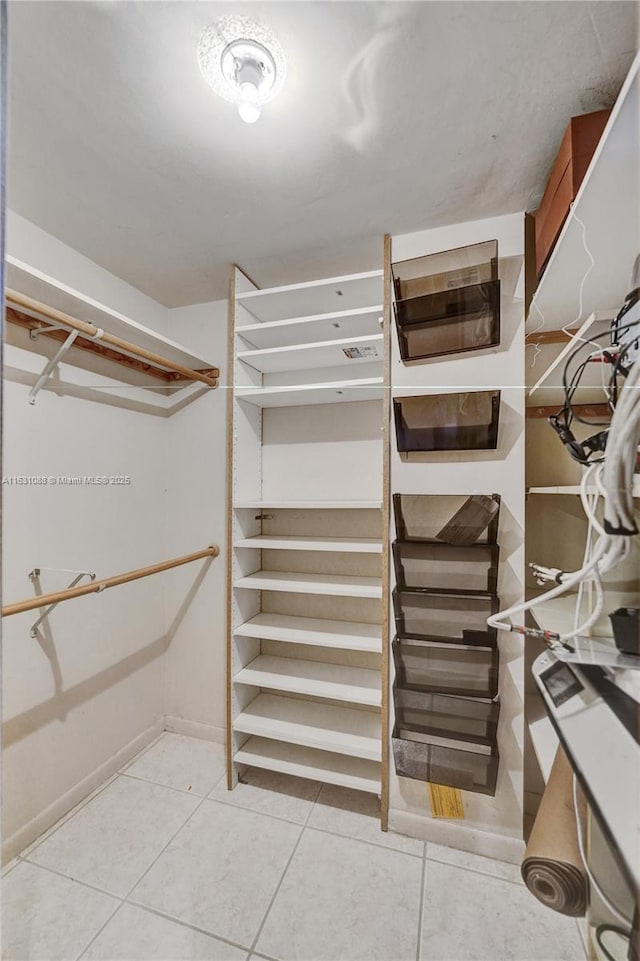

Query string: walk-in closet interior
1 3 639 961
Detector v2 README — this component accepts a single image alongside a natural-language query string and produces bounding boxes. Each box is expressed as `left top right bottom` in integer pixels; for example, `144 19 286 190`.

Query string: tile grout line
247 817 311 956
424 852 525 887
74 897 125 961
121 792 210 903
120 770 220 799
100 899 254 958
304 823 424 859
415 844 427 961
18 772 121 860
18 856 127 902
117 729 167 776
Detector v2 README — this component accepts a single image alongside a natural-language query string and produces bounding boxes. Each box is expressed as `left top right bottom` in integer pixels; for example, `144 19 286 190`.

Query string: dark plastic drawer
393 280 500 362
393 685 499 748
392 726 499 795
393 493 500 546
392 541 499 595
392 635 499 698
392 589 498 642
392 240 498 300
393 390 500 452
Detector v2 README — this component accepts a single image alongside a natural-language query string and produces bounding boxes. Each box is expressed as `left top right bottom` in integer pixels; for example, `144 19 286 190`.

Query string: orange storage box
534 108 610 277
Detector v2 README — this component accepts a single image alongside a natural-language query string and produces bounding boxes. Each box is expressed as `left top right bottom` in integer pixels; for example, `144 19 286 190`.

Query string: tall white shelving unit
226 260 390 821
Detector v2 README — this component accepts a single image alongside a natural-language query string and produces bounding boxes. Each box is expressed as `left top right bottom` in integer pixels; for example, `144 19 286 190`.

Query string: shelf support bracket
28 328 80 405
28 568 96 637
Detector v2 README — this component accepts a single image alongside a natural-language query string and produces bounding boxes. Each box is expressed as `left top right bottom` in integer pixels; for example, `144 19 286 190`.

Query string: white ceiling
7 1 638 306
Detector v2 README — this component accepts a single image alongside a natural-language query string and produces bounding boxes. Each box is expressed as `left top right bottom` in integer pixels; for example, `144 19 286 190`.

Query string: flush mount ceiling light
197 16 286 124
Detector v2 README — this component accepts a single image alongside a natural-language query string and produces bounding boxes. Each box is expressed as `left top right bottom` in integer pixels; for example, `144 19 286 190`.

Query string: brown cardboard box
534 108 611 277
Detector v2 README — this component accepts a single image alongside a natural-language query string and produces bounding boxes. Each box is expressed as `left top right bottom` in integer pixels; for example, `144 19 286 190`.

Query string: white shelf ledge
235 655 381 707
529 54 639 330
234 693 381 760
235 377 384 408
234 500 382 510
233 613 382 653
233 570 382 598
237 334 383 374
234 535 382 553
5 256 215 372
236 270 383 323
234 737 381 794
529 479 640 497
236 305 382 351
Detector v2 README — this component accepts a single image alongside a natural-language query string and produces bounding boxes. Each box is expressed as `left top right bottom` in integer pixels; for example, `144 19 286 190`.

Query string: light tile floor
2 733 587 961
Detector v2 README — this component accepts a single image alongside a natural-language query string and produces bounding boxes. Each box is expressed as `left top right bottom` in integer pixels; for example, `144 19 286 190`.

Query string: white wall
1 214 226 860
163 300 228 741
388 213 526 862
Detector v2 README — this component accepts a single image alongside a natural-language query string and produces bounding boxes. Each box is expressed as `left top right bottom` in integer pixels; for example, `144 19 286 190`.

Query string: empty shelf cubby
393 686 500 748
393 390 501 452
392 240 500 362
393 493 500 546
391 726 499 795
392 541 499 595
392 589 499 643
392 635 499 699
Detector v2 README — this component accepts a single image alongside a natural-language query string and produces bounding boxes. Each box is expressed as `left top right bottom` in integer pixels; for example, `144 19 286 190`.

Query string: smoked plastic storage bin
393 390 500 452
393 686 500 748
392 240 500 362
392 635 499 699
392 589 499 642
392 725 500 795
393 493 500 546
392 541 499 595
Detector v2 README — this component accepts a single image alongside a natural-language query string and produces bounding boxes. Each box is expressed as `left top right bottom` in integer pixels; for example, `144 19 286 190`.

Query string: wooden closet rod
5 289 219 387
2 546 220 617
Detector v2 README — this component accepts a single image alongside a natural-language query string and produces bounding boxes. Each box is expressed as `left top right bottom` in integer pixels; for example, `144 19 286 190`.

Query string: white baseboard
389 809 525 865
3 718 164 864
163 716 225 744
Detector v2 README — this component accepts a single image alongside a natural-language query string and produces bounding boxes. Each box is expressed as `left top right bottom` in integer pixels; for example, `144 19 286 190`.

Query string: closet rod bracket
29 329 80 405
29 568 96 637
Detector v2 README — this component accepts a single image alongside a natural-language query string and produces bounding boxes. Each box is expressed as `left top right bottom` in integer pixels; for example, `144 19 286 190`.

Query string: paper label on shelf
342 345 380 359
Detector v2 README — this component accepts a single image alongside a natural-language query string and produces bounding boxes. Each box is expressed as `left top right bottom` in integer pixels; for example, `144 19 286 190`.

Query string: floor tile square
309 783 424 856
82 903 248 960
426 842 522 883
256 828 423 961
124 734 226 797
420 860 586 960
27 775 200 897
130 800 301 947
2 861 118 961
209 767 321 824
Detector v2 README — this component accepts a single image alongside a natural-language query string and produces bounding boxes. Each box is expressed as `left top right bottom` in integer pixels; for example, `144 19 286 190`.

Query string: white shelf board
234 737 381 794
234 535 382 553
529 479 640 497
236 270 383 323
528 713 558 783
233 613 382 653
236 305 383 350
235 377 384 408
5 256 215 372
234 693 381 760
529 54 639 330
234 500 382 510
238 333 384 374
527 311 613 397
233 570 382 598
235 655 381 707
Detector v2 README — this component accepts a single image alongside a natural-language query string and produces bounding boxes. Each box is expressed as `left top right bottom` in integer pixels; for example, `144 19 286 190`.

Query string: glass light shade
198 16 286 109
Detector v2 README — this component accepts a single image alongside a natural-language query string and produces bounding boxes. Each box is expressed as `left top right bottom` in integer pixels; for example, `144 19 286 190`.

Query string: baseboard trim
164 716 225 744
388 809 525 865
3 718 164 864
